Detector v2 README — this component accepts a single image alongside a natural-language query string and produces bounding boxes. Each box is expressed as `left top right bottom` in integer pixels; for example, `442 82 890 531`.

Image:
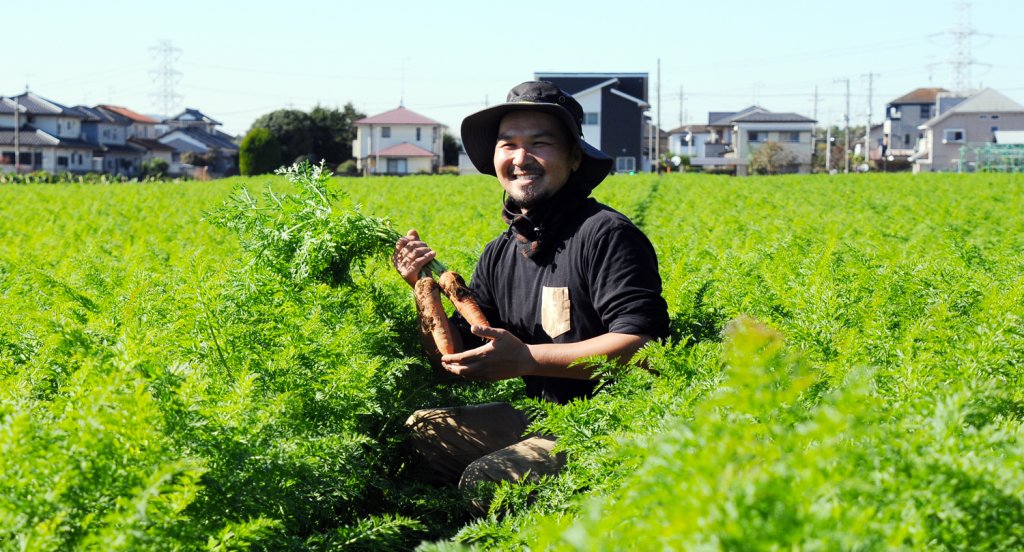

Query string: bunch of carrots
414 270 489 356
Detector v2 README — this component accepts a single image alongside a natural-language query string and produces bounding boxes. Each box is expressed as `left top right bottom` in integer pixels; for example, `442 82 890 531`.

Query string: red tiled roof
356 106 442 126
376 143 435 157
890 88 948 105
100 104 159 123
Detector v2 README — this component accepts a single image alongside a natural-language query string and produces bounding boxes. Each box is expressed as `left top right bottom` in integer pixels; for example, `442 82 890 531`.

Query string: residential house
882 87 949 162
158 108 239 177
694 106 816 175
533 72 651 173
99 105 176 169
352 106 444 175
0 92 94 174
913 88 1024 173
78 105 145 176
667 124 712 159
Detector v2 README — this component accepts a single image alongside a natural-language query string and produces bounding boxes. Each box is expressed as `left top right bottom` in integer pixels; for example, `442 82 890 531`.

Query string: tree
442 132 462 166
309 103 364 165
249 109 315 165
749 142 796 175
250 104 365 168
141 158 169 179
239 128 283 176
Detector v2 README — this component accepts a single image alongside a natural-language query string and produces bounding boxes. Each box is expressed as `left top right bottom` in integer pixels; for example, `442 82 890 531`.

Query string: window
416 127 421 141
615 156 636 172
781 131 800 143
889 106 901 119
904 134 911 145
18 152 31 164
991 126 999 133
1 152 13 164
386 158 408 174
942 129 965 143
747 131 764 142
920 105 932 119
57 156 68 167
381 127 391 138
74 153 83 164
991 114 1000 120
584 112 599 125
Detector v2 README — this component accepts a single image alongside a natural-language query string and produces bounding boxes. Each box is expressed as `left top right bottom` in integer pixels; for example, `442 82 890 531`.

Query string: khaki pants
404 402 564 498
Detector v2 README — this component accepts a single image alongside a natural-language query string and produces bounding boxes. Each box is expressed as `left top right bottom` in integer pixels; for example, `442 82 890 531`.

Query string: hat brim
461 103 613 189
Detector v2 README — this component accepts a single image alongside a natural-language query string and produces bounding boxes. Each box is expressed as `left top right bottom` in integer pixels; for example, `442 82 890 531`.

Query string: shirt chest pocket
541 286 571 339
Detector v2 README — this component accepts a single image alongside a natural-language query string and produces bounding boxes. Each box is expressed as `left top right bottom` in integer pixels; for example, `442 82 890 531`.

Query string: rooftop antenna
149 39 183 118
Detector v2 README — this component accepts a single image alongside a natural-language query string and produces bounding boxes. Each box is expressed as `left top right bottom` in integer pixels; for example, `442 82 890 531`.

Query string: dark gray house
882 87 950 161
533 72 650 173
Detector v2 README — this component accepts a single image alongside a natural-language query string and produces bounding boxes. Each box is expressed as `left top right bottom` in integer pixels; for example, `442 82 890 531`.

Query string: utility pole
812 85 819 166
678 84 684 128
835 77 851 173
863 73 879 171
13 96 20 173
656 58 662 174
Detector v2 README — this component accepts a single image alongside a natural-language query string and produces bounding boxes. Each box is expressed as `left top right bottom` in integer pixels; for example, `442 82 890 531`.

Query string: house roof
610 88 650 108
167 108 221 126
709 106 768 125
159 126 238 152
75 105 129 124
921 88 1024 128
890 87 949 105
356 106 442 126
376 142 435 157
732 112 815 123
0 98 27 114
0 126 94 149
99 105 159 124
9 92 83 117
667 124 710 135
128 137 176 152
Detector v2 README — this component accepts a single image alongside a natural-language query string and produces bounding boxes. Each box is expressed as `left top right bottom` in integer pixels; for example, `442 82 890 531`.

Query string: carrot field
1 170 1023 550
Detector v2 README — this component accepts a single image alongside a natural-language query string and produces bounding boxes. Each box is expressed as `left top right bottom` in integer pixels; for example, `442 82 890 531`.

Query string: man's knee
458 436 564 491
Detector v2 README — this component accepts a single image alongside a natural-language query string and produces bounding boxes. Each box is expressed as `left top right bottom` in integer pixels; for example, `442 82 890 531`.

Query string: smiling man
392 81 669 507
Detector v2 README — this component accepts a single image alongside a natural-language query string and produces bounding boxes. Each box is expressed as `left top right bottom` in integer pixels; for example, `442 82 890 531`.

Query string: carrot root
438 271 490 328
415 276 457 355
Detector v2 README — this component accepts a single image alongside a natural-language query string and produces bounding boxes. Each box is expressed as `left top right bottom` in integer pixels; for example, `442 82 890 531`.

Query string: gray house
77 105 146 176
881 88 950 162
913 88 1024 173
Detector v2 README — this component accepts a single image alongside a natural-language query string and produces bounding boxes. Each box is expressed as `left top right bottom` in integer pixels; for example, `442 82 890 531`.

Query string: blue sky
7 0 1024 137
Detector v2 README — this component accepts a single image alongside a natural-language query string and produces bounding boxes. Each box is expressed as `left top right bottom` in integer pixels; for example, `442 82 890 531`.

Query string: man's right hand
392 229 437 287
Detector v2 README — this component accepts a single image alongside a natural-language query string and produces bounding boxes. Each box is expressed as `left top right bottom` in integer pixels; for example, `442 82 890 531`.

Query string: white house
352 106 444 175
0 92 94 174
667 124 712 159
692 106 816 175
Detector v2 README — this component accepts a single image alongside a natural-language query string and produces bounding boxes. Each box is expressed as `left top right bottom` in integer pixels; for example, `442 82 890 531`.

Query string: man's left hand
440 326 536 382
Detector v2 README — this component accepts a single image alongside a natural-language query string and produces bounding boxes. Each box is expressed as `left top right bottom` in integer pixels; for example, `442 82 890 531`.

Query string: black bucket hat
461 81 613 189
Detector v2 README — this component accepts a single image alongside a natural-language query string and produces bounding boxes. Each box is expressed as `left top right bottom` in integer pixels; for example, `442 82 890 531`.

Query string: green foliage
749 140 796 175
249 103 365 166
2 172 1023 549
239 127 282 176
141 158 170 179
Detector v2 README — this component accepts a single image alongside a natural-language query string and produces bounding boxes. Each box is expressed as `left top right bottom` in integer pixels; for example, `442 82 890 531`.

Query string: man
392 81 669 499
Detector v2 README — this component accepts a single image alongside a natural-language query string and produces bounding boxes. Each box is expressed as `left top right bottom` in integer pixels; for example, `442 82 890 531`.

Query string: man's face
493 110 582 211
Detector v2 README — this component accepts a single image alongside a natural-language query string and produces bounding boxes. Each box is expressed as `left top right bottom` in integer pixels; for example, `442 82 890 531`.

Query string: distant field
1 172 1022 550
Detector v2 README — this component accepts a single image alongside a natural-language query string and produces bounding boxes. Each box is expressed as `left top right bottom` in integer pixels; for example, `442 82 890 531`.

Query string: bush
239 128 283 176
141 158 169 180
336 159 358 176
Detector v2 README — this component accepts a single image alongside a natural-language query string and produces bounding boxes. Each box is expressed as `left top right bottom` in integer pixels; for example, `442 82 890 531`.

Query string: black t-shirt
454 197 669 404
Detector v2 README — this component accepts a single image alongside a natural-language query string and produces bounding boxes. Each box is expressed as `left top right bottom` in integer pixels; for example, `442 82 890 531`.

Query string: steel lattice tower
150 40 183 118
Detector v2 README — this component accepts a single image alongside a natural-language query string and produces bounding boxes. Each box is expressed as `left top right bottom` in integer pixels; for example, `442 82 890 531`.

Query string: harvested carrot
438 271 490 328
414 276 457 355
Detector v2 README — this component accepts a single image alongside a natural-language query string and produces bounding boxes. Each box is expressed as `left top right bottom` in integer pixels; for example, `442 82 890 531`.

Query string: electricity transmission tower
150 40 183 118
948 1 981 94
